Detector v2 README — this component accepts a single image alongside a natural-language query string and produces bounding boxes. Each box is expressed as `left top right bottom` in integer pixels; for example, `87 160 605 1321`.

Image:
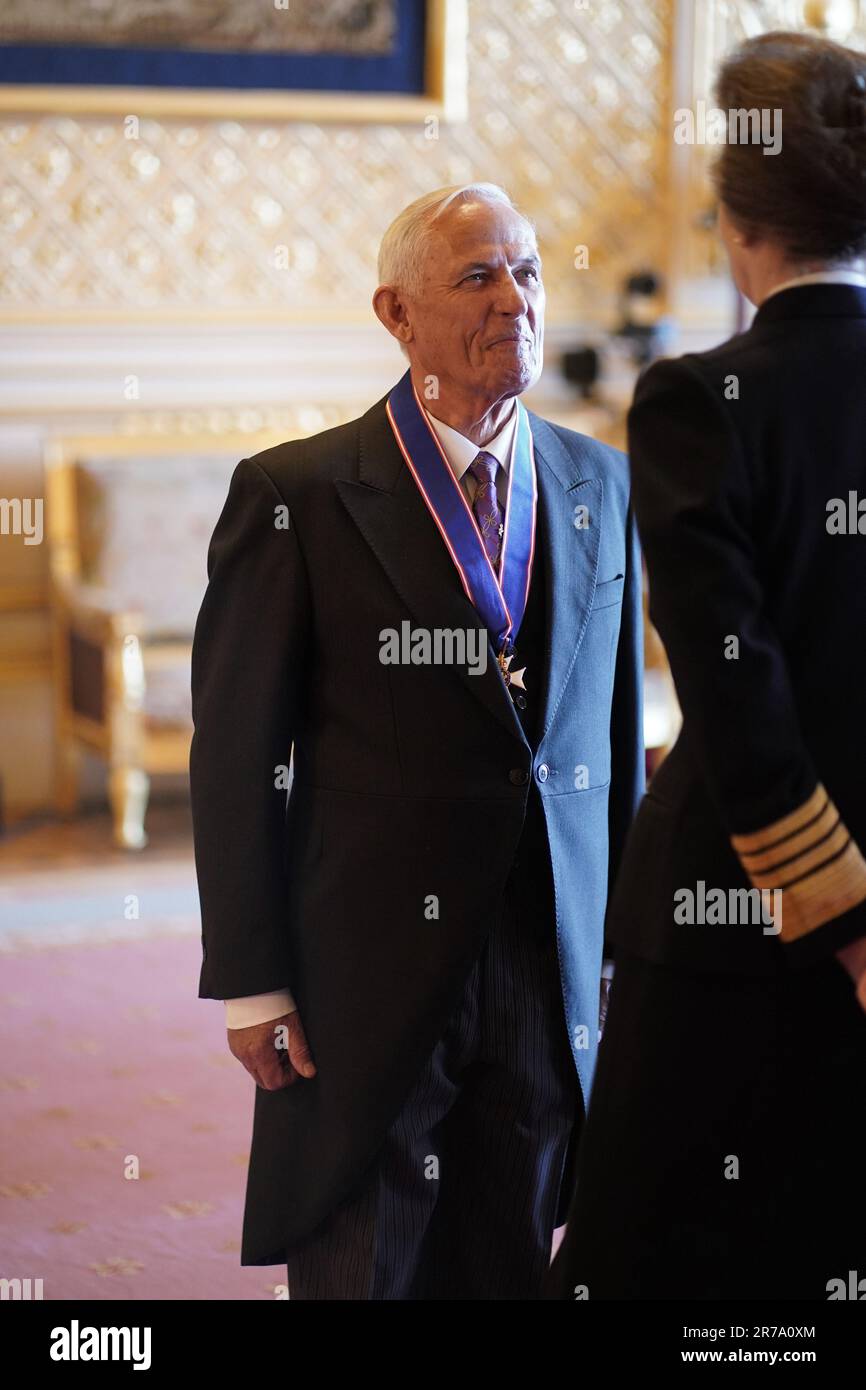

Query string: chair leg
109 767 150 849
55 734 80 817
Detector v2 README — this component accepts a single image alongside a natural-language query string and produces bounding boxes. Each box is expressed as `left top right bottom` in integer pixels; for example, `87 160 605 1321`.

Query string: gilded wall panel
0 0 673 324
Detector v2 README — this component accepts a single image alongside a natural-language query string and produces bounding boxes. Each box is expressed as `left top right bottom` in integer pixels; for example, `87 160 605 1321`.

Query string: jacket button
537 763 550 783
508 768 529 786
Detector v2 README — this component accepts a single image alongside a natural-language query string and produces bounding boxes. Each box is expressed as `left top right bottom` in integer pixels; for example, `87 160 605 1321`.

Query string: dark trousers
548 948 866 1301
286 815 583 1300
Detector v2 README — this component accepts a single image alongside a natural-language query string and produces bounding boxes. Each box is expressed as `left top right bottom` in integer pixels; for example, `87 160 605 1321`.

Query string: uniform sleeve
628 355 866 962
190 457 311 999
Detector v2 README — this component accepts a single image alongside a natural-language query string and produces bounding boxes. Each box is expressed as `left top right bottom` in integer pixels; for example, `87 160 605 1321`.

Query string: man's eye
518 267 540 281
463 272 486 283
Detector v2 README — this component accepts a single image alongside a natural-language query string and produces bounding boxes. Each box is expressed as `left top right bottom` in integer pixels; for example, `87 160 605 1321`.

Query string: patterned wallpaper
0 0 673 324
682 0 866 280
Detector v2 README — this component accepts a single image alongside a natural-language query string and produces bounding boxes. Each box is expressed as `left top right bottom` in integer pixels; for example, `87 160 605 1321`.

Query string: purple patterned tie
468 451 504 570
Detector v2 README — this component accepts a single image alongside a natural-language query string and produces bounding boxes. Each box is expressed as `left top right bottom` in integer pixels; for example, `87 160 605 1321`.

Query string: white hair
377 182 535 295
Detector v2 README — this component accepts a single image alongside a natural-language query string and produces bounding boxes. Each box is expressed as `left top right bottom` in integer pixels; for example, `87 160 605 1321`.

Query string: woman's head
713 30 866 296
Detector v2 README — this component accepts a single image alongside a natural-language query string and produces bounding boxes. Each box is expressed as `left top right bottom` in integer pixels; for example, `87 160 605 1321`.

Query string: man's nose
492 273 529 315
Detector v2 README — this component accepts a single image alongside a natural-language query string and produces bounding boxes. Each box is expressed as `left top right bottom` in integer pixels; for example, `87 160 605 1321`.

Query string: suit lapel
529 414 602 738
335 398 525 741
336 398 604 745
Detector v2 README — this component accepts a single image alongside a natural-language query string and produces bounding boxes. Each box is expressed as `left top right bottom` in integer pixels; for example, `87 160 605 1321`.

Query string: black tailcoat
190 391 644 1264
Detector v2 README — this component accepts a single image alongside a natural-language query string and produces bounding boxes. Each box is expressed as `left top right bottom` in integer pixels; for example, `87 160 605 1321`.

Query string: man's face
403 199 545 405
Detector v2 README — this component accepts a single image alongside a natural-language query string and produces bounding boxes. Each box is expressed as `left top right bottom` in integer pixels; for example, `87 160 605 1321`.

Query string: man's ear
373 285 413 347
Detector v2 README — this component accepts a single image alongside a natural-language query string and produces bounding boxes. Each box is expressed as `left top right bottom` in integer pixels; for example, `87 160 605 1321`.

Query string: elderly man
190 183 644 1299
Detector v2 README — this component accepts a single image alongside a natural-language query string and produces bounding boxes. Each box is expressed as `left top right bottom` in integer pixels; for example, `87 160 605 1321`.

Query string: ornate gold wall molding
673 0 866 285
0 0 673 323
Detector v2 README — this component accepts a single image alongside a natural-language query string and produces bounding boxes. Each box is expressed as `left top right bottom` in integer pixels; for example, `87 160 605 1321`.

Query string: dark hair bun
714 30 866 262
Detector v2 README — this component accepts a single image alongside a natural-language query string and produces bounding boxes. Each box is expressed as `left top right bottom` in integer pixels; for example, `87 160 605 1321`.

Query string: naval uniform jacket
608 282 866 976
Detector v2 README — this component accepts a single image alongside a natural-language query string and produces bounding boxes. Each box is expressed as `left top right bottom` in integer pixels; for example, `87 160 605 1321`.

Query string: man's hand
836 936 866 1013
227 1010 317 1090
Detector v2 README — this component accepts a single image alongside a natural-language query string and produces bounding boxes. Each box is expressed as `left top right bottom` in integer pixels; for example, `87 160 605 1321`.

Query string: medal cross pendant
497 649 527 693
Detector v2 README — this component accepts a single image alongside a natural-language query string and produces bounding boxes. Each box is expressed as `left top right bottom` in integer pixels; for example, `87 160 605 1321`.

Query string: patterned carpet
0 820 284 1301
1 810 566 1298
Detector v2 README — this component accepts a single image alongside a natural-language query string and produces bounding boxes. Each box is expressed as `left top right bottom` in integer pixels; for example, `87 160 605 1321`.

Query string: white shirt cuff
224 990 297 1029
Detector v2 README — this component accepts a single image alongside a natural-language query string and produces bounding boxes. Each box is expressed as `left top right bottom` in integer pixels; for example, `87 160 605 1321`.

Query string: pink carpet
0 934 285 1300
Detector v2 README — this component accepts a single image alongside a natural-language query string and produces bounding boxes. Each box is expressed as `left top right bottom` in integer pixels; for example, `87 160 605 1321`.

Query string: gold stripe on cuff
731 783 828 857
739 799 838 876
747 821 850 890
731 786 866 943
768 840 866 943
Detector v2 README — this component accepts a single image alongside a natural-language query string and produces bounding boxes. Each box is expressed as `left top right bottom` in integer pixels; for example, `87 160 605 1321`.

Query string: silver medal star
499 651 527 691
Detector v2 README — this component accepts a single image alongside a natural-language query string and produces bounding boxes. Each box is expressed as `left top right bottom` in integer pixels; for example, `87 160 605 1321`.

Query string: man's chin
488 357 541 399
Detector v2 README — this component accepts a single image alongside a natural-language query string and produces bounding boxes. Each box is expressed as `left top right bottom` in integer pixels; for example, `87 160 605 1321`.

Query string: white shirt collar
424 401 518 486
764 269 866 302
